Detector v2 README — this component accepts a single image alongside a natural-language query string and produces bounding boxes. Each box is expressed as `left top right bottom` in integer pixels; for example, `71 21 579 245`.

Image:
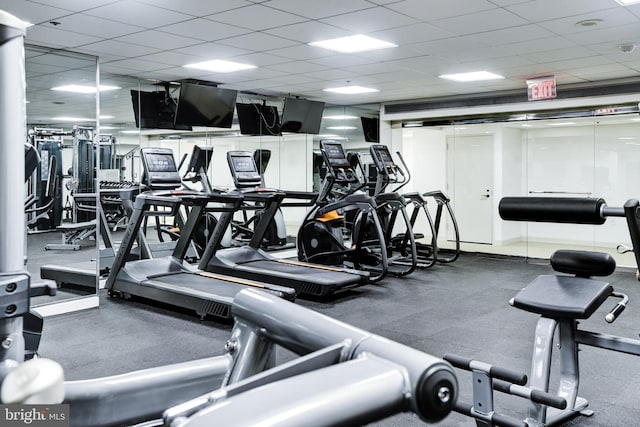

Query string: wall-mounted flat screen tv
131 90 192 130
280 98 325 134
361 117 380 143
236 103 281 136
174 83 238 128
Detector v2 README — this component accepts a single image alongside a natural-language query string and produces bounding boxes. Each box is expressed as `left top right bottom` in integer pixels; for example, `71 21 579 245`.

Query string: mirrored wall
399 106 640 268
25 45 99 312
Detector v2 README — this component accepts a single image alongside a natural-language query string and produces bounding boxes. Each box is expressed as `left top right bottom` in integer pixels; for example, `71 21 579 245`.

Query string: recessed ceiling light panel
324 115 358 120
309 35 397 53
51 84 120 93
183 60 257 73
616 0 640 5
323 86 379 94
439 71 504 82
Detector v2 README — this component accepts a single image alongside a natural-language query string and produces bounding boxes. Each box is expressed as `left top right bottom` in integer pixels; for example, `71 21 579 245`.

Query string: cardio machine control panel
140 147 182 190
320 140 358 183
227 151 262 188
370 144 402 179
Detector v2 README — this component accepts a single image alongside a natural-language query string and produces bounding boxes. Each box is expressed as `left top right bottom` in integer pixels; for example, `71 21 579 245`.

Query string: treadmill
105 147 295 320
198 150 369 298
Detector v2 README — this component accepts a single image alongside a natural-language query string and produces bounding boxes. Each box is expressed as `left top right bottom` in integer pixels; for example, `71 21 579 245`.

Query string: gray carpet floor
33 251 640 427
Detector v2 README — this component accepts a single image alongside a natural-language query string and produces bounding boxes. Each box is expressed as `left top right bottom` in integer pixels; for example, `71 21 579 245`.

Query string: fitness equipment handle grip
443 353 527 385
605 302 626 323
493 379 567 409
454 401 526 427
530 389 568 410
499 197 607 225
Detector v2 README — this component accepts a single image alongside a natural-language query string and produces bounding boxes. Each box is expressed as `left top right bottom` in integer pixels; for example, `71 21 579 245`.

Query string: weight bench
44 219 96 251
510 249 622 426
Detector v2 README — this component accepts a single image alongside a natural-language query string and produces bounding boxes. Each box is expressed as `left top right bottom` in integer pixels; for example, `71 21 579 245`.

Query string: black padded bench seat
512 275 613 319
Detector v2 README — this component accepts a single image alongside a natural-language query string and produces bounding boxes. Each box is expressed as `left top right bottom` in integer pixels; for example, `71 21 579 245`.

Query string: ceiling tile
267 45 336 61
206 4 308 31
26 25 102 48
226 52 291 67
4 0 70 24
308 55 377 69
266 61 328 74
115 30 201 50
386 0 497 21
260 0 373 19
100 58 171 72
83 2 193 28
467 24 555 46
431 8 529 35
538 8 639 35
28 0 118 12
320 7 419 33
136 0 252 16
53 13 146 39
136 51 198 67
179 43 253 60
218 32 300 51
161 18 251 41
371 23 456 45
506 0 616 23
264 21 350 43
78 39 162 58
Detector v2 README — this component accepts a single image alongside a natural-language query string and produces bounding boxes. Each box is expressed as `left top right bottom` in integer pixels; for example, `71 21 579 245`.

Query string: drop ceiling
6 0 640 127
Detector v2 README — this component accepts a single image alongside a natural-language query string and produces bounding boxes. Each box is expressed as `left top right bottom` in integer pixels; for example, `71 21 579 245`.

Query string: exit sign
527 76 556 101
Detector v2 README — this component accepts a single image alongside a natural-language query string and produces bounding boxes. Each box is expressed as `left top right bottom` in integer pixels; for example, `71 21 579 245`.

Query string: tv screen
280 98 325 134
174 83 238 128
361 117 379 143
236 103 281 136
130 90 192 130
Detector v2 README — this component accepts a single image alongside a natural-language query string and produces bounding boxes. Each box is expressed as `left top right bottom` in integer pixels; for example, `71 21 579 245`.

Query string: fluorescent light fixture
547 122 576 126
323 86 379 94
439 71 504 82
317 134 345 139
99 115 114 119
324 115 358 120
51 84 120 93
121 130 140 134
183 59 256 73
52 116 95 122
327 126 357 130
521 124 532 128
309 34 397 53
616 0 640 5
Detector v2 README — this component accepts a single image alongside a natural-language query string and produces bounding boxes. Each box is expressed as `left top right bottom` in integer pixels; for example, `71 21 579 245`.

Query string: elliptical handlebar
394 151 411 193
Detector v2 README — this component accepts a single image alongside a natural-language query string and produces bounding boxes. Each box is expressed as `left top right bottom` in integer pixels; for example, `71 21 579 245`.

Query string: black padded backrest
551 250 616 278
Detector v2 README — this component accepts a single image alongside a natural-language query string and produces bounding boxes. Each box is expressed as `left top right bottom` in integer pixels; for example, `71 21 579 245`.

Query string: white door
451 135 494 244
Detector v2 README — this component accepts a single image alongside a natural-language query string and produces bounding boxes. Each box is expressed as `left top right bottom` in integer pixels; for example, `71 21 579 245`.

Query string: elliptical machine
349 144 419 276
298 140 389 282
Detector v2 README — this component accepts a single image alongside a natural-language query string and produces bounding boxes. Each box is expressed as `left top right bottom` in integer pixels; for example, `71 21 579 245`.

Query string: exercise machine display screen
232 156 257 173
140 148 182 189
371 145 396 171
321 141 351 169
145 153 177 172
186 145 214 173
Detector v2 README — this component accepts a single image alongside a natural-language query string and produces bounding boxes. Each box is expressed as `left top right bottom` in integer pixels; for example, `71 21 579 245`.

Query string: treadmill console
320 140 357 183
227 151 262 188
186 145 214 175
140 147 182 190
